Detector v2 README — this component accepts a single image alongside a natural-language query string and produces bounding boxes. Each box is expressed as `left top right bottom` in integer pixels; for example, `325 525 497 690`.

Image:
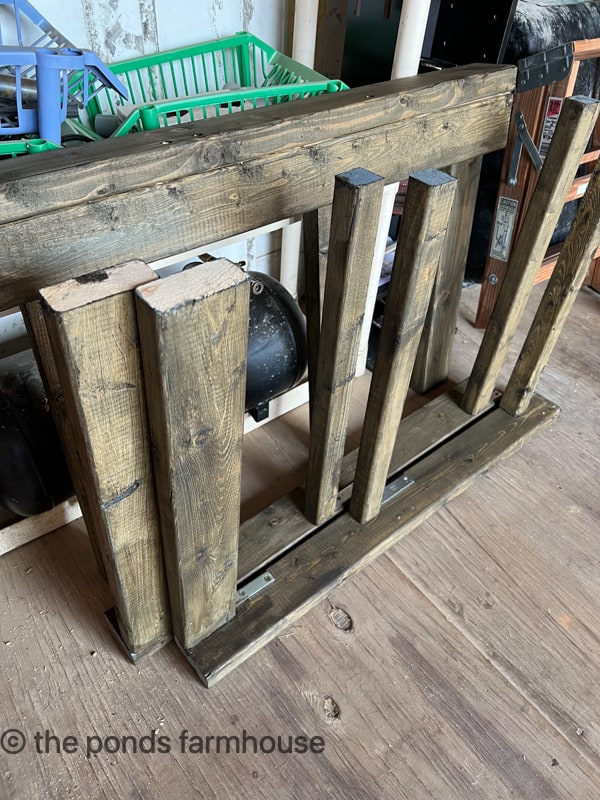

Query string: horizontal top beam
0 64 515 311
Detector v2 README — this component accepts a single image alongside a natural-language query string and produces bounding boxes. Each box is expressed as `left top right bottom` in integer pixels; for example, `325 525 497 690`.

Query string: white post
392 0 433 79
356 0 433 374
291 0 320 71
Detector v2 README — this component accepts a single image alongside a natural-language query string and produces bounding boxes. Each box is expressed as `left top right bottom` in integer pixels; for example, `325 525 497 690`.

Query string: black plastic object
0 352 73 517
183 263 307 414
0 270 306 516
245 271 307 416
430 0 518 67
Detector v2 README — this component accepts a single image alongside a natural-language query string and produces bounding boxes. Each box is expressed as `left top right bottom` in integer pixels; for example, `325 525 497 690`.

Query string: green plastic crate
72 31 347 137
0 137 60 157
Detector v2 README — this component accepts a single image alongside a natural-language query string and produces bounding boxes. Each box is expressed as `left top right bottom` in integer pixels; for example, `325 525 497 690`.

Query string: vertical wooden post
135 260 249 651
501 157 600 416
22 301 106 576
303 204 331 420
304 168 384 525
411 156 483 392
39 261 171 659
350 169 457 524
462 96 600 416
314 0 349 79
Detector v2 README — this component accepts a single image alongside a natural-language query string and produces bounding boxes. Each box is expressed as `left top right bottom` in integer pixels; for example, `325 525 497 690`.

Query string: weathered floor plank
387 284 600 770
0 509 598 799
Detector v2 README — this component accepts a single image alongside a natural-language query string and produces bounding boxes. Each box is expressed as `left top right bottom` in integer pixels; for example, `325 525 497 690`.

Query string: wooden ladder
475 38 600 328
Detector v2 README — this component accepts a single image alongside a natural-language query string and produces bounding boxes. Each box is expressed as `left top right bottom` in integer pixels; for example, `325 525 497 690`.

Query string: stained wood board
39 262 171 658
0 65 515 310
238 382 493 584
22 300 106 575
411 156 483 393
302 203 331 418
304 168 385 524
350 169 457 523
462 95 600 416
135 260 249 649
0 64 515 224
185 394 559 686
501 156 600 414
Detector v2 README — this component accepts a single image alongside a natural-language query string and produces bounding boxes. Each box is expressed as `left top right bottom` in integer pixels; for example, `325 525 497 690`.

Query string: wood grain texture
476 44 600 329
2 481 599 799
411 157 483 392
314 0 348 79
0 498 81 556
476 56 587 328
0 64 515 223
21 300 106 576
350 169 457 524
304 168 384 525
0 65 515 311
135 260 249 650
187 395 558 686
462 96 600 416
39 261 171 658
389 284 600 766
502 157 600 415
301 204 331 421
0 285 598 799
286 559 600 800
238 382 491 583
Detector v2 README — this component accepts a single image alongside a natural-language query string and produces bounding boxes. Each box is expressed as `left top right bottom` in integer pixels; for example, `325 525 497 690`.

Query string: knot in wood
202 143 225 168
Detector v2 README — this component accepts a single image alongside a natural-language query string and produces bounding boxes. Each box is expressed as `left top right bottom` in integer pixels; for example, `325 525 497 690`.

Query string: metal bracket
236 572 274 605
507 112 543 187
382 473 415 505
516 43 574 94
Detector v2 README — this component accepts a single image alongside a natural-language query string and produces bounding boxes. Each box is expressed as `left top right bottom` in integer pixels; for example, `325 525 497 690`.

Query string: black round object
0 352 73 517
0 270 306 516
245 271 307 412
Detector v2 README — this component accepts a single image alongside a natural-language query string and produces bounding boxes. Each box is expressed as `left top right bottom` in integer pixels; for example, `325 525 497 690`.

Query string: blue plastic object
0 0 73 53
0 45 128 143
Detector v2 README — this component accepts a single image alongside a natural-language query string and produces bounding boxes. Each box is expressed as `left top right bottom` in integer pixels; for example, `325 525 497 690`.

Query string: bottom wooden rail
163 389 557 687
104 380 487 661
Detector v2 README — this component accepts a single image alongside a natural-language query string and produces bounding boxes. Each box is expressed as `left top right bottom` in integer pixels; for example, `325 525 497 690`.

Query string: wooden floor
0 283 598 799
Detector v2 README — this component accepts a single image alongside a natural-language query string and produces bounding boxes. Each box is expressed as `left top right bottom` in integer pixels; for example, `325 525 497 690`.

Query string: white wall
24 0 289 274
33 0 286 61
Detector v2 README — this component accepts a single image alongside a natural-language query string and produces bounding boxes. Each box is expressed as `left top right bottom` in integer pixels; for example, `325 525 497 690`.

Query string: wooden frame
3 65 596 685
